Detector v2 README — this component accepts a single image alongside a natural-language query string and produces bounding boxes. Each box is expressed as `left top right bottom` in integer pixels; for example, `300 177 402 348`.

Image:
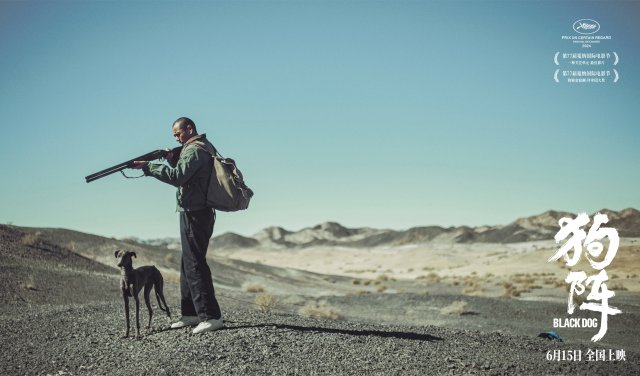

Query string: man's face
172 124 192 144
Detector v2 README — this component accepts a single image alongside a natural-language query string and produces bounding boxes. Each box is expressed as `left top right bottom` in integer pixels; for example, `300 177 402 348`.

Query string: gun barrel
85 163 130 183
85 149 168 183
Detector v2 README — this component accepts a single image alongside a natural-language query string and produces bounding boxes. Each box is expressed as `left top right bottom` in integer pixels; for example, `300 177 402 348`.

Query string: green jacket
143 134 215 212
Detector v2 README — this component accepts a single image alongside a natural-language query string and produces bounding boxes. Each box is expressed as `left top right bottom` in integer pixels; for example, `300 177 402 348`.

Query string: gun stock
85 146 182 183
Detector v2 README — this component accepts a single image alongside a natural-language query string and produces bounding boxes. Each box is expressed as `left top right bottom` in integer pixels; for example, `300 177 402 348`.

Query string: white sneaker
170 316 200 329
192 318 224 334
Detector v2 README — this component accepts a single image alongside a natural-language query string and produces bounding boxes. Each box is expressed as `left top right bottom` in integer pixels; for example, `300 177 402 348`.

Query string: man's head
172 117 198 144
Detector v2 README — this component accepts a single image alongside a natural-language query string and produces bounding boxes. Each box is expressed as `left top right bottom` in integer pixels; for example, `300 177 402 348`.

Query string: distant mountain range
207 208 640 250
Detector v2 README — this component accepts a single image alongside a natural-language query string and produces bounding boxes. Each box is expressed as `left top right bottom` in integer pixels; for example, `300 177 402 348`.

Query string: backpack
191 141 254 212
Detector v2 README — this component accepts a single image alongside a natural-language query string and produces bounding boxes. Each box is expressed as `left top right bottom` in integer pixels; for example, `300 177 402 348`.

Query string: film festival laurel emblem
548 213 622 342
553 19 619 84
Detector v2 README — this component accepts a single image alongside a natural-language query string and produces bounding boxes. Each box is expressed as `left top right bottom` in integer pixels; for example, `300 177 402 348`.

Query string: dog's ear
131 252 137 258
114 250 121 258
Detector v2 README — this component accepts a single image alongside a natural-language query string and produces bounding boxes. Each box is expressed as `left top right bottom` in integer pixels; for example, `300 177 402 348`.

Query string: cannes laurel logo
573 19 600 34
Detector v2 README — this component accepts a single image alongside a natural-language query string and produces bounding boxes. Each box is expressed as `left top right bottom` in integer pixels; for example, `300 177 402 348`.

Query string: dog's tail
154 269 171 318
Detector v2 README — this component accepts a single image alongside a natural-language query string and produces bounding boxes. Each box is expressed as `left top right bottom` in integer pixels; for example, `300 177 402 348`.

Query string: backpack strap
187 140 222 159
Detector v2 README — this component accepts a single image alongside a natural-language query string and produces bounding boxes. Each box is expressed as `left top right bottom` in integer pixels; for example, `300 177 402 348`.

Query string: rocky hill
211 208 640 249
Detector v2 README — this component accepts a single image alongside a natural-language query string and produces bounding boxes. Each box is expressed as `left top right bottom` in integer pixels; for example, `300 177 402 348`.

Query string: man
131 117 223 334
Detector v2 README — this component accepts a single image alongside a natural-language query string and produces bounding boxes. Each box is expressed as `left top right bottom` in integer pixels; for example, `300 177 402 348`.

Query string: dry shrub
255 293 278 313
512 275 536 284
427 272 441 282
24 275 37 291
351 279 361 285
299 300 340 320
163 271 180 284
502 282 521 298
242 281 266 293
608 281 628 291
21 233 40 246
440 300 468 315
363 280 372 286
164 253 175 263
462 283 482 295
376 285 387 293
376 274 389 282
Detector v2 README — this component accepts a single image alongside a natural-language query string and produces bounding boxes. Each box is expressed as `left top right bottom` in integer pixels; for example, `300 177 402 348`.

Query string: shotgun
85 146 182 183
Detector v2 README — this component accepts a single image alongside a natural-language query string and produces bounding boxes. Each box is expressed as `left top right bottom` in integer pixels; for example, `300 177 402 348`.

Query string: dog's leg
123 294 130 338
134 293 141 339
154 270 171 319
143 284 153 331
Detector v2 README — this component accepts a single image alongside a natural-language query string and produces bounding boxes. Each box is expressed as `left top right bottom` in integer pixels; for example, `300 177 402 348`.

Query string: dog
115 249 171 338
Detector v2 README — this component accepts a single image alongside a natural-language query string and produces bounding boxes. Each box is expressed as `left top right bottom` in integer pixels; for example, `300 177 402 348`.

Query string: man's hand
130 161 148 169
164 148 174 162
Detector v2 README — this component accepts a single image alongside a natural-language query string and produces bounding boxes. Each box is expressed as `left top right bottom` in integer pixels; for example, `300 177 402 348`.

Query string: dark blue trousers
179 208 222 320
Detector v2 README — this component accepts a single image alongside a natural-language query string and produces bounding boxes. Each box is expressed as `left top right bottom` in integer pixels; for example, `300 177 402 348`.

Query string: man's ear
131 252 137 258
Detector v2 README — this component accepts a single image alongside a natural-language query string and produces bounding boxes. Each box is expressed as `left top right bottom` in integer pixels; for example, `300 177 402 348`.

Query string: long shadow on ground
224 320 444 342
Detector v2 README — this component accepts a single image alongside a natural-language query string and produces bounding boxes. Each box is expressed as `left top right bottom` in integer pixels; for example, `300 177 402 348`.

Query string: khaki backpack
191 141 253 212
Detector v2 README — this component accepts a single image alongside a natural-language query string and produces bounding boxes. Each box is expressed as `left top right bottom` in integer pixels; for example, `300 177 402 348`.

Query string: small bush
164 253 175 263
440 300 468 315
242 282 266 293
351 279 361 285
255 293 278 313
608 281 628 291
376 285 387 293
462 284 482 295
163 271 180 284
502 282 522 298
21 233 40 246
24 275 37 291
427 272 441 282
299 300 340 320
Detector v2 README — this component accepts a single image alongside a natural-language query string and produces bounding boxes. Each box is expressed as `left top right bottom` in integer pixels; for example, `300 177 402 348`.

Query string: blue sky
1 1 638 239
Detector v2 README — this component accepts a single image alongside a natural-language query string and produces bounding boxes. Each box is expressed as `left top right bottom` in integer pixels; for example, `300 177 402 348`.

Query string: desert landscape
1 209 639 375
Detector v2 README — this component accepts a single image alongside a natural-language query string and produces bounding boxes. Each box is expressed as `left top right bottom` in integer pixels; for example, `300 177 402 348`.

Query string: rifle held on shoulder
85 146 182 183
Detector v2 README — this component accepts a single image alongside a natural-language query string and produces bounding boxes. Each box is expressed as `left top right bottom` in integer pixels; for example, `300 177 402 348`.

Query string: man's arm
141 146 207 187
